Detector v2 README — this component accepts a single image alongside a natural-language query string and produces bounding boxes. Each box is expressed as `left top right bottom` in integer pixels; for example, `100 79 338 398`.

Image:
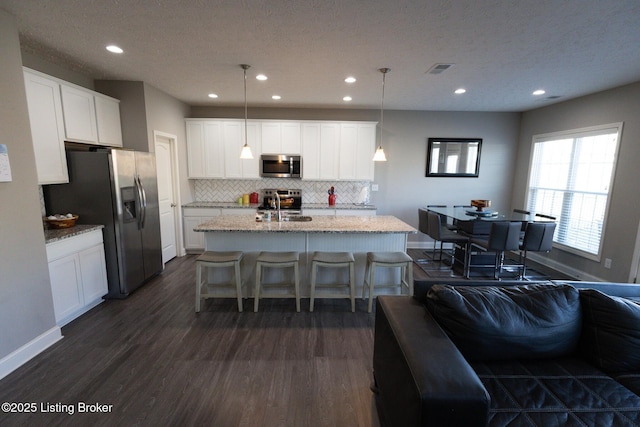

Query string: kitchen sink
283 215 312 222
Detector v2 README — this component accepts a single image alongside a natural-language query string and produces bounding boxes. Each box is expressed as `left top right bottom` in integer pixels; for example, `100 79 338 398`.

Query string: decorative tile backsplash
194 179 371 204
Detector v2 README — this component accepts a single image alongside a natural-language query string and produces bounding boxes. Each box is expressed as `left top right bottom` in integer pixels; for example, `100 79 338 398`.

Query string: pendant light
373 67 390 162
239 64 254 159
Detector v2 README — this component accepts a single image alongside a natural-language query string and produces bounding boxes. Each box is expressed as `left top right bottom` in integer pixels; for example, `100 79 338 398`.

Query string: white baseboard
525 252 604 282
0 326 63 381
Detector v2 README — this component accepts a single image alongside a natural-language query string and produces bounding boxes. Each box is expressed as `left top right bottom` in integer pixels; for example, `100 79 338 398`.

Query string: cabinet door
301 123 321 180
186 121 205 177
319 123 339 180
79 244 109 304
49 253 84 324
204 122 225 178
23 70 68 184
60 84 98 143
184 216 206 250
281 122 301 154
95 96 123 147
261 122 281 154
242 121 261 178
339 123 358 179
222 121 244 178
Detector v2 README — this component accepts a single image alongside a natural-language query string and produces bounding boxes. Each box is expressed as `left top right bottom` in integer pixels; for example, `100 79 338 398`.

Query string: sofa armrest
374 296 489 426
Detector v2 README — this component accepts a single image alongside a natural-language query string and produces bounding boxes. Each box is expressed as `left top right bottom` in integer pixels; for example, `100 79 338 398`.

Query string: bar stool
309 251 356 312
254 251 300 312
362 252 414 313
195 251 244 312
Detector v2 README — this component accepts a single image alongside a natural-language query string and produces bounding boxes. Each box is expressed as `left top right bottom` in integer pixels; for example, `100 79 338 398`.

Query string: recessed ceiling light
345 76 356 83
343 96 352 102
454 88 466 94
272 95 281 100
533 89 546 96
256 74 268 81
106 45 123 54
208 93 218 99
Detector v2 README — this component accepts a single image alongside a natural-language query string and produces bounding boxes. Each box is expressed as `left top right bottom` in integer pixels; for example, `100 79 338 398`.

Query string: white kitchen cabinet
186 120 225 178
46 229 108 326
60 83 99 143
301 123 321 179
223 121 261 179
261 121 301 154
183 208 222 252
339 122 376 180
23 69 69 184
319 123 340 180
95 95 123 147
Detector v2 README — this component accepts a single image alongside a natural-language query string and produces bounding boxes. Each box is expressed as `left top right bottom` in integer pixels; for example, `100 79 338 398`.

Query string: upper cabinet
261 121 301 154
186 118 376 181
23 69 69 184
23 68 123 184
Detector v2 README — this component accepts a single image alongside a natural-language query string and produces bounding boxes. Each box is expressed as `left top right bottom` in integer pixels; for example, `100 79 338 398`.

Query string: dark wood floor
0 255 380 427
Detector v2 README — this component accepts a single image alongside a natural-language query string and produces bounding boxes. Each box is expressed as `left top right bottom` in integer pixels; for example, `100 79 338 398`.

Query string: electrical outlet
371 184 379 192
604 258 612 269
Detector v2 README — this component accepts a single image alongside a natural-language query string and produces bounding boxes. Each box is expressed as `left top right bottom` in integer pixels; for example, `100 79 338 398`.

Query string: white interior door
154 134 178 264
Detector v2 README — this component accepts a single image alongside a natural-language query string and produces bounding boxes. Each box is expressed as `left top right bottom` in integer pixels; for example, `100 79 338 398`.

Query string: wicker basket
44 215 79 229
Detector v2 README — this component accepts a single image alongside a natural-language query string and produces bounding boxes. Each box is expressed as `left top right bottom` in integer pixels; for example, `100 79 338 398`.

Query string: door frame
153 130 185 258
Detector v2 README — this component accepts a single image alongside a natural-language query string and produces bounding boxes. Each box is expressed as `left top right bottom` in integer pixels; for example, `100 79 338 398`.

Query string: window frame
524 122 623 261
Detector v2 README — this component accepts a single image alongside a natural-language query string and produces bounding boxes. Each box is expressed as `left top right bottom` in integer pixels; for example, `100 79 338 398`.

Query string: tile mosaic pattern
194 179 371 204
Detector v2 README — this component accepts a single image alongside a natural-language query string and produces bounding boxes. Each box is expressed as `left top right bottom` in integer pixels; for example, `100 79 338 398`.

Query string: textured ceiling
2 0 640 111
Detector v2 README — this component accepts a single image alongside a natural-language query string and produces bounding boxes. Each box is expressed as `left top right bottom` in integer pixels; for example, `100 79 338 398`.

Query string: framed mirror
426 137 482 177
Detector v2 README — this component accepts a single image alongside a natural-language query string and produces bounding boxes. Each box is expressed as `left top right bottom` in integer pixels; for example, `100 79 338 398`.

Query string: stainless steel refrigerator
44 148 163 298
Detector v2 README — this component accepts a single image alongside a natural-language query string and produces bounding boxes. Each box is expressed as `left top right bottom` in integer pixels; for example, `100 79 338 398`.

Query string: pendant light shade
373 67 390 162
239 64 254 159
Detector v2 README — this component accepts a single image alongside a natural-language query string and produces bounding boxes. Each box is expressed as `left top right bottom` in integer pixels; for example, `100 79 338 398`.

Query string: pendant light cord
243 64 249 145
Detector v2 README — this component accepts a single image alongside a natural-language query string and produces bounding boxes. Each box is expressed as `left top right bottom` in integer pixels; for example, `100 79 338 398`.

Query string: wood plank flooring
0 255 380 427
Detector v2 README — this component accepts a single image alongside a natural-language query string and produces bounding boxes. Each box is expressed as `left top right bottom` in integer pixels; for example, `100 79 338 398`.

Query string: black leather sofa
373 280 640 426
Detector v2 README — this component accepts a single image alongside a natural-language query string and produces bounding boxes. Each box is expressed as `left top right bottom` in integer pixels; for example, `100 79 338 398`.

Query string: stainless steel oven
260 154 302 178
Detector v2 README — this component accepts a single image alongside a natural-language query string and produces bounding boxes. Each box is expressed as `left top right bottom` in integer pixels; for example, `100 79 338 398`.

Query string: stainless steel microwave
260 155 302 178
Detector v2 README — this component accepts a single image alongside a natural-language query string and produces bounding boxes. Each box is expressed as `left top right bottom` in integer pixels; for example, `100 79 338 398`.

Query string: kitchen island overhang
194 215 417 299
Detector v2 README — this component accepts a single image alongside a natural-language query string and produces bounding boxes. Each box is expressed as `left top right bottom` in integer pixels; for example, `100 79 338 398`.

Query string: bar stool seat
195 250 244 312
363 251 414 313
254 251 300 312
309 251 356 312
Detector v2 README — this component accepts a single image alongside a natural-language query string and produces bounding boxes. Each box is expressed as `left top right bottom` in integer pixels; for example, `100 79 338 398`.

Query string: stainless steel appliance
44 148 163 299
260 154 302 178
257 189 302 214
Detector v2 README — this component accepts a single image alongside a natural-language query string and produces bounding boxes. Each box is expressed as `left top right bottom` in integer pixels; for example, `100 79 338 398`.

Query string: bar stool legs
309 251 356 312
363 252 414 313
254 251 300 312
195 251 244 312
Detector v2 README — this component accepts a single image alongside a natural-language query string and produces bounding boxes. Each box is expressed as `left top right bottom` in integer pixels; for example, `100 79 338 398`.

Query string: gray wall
192 106 521 246
514 82 640 282
0 10 57 359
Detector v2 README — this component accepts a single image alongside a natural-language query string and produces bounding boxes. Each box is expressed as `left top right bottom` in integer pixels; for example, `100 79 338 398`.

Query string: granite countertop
194 215 415 234
183 202 376 210
44 224 104 244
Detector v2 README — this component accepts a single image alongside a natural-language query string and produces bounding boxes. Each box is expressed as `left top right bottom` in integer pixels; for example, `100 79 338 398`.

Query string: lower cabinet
303 208 377 216
183 208 221 253
46 229 108 326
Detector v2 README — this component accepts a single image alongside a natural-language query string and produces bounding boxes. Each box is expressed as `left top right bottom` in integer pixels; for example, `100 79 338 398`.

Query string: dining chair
518 222 557 279
427 210 469 269
535 212 556 221
512 209 531 238
466 221 521 279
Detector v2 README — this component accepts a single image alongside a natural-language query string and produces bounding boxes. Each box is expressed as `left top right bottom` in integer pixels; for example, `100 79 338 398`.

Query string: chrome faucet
275 192 282 222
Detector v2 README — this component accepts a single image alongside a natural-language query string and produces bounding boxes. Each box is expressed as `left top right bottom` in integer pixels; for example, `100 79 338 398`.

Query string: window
526 123 622 260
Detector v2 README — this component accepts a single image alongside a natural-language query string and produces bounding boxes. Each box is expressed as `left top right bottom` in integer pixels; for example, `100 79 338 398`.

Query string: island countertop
194 215 416 234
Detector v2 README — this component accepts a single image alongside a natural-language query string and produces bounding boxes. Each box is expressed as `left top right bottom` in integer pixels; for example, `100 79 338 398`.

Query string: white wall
0 10 58 362
514 82 640 282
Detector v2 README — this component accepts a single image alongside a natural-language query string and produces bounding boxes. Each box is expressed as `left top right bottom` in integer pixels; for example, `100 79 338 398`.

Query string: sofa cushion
580 289 640 374
426 283 581 361
472 357 640 426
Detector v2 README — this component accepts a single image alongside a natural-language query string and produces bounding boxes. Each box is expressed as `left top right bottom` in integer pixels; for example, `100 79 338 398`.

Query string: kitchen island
194 215 416 298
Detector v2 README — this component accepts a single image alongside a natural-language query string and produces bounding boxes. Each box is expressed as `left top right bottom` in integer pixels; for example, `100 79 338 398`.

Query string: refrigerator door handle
140 178 147 229
134 175 145 230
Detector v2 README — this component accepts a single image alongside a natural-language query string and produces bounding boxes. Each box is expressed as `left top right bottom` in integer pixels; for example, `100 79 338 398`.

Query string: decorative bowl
44 214 79 229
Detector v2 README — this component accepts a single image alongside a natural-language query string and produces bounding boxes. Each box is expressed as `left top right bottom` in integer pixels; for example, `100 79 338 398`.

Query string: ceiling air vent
427 63 455 75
